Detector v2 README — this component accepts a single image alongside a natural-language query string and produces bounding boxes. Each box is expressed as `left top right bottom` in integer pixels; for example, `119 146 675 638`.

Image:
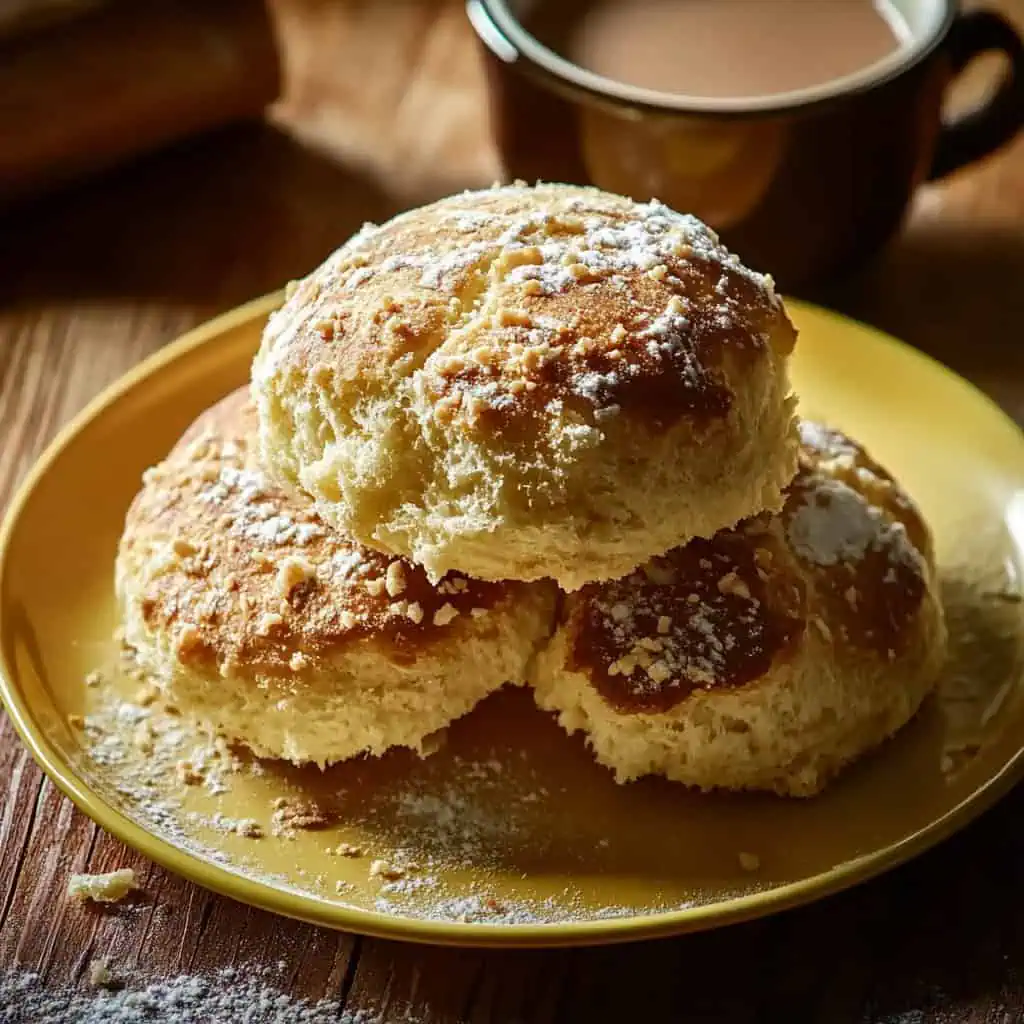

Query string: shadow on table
0 121 399 311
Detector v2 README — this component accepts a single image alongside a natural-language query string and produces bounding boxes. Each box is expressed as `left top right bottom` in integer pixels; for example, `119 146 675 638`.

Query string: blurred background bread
116 389 555 766
532 421 946 796
0 0 279 206
253 182 799 589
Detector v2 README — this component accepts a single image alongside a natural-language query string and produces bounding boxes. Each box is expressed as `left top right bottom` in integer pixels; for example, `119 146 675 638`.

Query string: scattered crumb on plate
738 852 761 872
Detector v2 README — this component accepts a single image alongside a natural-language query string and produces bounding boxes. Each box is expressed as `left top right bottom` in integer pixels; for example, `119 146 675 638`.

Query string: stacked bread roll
117 184 945 796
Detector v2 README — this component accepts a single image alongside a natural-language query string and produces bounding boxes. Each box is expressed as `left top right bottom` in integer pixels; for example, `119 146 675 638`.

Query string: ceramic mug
468 0 1024 288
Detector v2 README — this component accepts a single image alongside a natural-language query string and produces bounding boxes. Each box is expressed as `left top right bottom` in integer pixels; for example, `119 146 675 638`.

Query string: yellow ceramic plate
2 295 1023 948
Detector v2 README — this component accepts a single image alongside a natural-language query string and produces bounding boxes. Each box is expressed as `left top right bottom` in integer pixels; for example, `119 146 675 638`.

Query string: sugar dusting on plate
77 650 680 928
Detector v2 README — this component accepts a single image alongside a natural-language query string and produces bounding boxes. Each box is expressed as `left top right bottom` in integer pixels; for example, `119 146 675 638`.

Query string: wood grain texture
3 1 1024 1020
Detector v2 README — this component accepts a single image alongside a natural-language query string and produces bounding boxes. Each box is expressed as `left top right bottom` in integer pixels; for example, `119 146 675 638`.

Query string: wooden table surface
3 1 1024 1020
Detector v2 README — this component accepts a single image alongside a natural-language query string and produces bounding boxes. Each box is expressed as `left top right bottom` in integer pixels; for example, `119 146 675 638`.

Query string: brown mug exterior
473 3 1024 289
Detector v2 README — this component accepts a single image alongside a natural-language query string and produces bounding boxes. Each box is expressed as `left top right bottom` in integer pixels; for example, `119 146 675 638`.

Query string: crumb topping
257 184 792 437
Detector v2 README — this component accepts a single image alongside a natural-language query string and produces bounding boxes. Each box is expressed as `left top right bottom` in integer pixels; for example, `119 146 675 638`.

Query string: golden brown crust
564 422 932 712
260 183 794 438
118 390 520 678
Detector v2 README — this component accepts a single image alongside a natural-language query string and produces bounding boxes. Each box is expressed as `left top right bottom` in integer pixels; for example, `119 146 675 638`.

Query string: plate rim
2 293 1024 948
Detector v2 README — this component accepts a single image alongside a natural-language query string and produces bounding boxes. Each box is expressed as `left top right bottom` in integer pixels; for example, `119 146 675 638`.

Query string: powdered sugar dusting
499 198 749 298
198 466 325 548
0 963 390 1024
798 420 858 458
787 478 916 569
370 196 719 296
83 663 242 855
375 242 494 288
260 184 780 436
323 185 773 316
342 265 374 290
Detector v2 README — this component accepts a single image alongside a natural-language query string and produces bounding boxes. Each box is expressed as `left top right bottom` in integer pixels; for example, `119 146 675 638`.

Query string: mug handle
929 9 1024 180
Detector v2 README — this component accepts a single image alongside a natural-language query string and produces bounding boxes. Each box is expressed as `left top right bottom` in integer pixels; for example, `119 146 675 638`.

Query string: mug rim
471 0 956 117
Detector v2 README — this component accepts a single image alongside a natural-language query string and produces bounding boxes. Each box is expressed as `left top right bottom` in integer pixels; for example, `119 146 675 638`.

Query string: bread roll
253 182 798 589
532 422 946 796
116 390 555 766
